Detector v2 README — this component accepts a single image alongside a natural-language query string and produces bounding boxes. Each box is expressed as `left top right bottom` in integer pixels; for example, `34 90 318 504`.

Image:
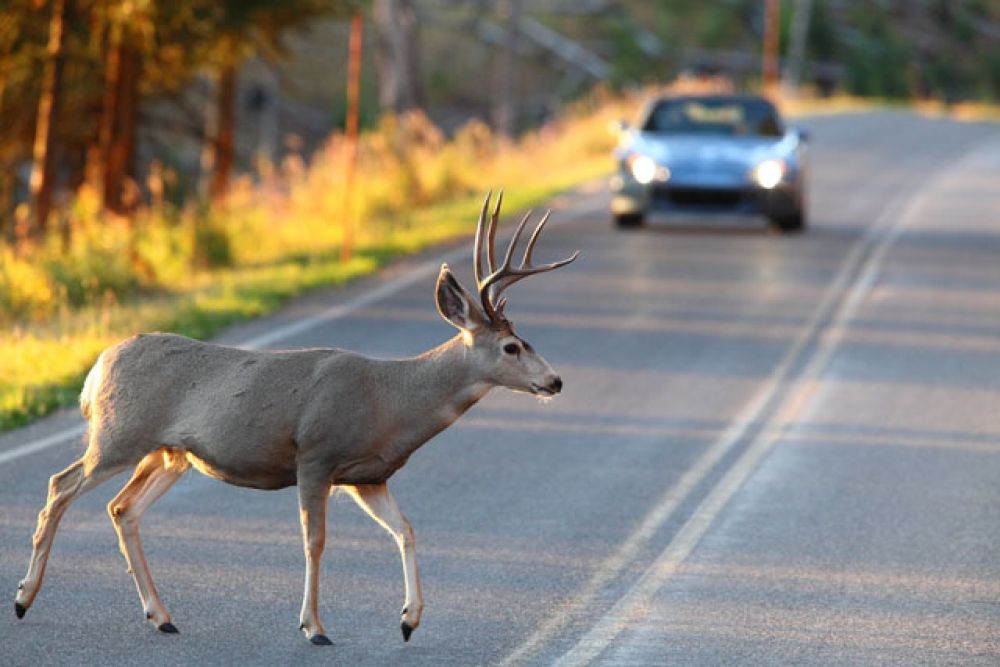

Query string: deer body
85 332 489 490
14 192 577 646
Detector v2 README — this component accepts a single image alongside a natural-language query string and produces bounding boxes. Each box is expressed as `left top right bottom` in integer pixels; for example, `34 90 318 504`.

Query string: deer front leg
297 481 332 645
346 483 424 641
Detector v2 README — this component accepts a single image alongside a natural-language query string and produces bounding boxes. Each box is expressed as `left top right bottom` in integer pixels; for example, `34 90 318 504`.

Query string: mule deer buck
14 192 578 645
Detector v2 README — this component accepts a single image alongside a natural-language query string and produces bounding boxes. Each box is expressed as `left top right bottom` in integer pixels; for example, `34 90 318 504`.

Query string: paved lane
558 120 1000 667
1 112 998 665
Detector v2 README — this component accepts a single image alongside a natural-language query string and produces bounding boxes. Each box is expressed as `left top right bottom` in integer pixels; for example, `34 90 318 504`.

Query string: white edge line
0 201 592 467
0 424 87 467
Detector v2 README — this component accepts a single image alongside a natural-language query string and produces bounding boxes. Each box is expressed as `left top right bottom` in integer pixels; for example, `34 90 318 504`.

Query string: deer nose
551 377 563 394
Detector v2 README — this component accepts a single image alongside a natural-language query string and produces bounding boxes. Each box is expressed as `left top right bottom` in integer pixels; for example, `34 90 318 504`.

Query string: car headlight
752 159 785 189
627 155 670 185
627 154 658 185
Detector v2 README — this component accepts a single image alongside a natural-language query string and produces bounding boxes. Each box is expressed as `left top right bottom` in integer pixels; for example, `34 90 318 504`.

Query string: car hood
635 134 784 169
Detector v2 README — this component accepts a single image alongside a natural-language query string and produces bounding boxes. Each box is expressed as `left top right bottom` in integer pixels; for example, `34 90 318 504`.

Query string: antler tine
487 209 534 303
520 209 551 268
487 190 503 274
473 190 492 285
502 210 534 269
475 206 580 321
490 249 580 300
472 191 579 323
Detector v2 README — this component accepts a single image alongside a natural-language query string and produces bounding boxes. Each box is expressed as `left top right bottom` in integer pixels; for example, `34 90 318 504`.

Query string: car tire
614 213 644 229
771 209 806 233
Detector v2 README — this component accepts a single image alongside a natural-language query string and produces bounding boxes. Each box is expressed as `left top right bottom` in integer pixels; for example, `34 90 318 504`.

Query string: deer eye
503 342 520 355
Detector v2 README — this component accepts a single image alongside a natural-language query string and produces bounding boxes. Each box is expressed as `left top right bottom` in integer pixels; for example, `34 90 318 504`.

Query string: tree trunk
92 21 141 216
94 20 121 209
373 0 424 113
209 64 236 203
108 43 140 214
0 168 13 242
26 0 69 239
783 0 813 95
492 0 521 138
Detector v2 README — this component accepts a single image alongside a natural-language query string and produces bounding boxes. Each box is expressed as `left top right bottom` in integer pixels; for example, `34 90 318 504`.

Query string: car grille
652 185 747 208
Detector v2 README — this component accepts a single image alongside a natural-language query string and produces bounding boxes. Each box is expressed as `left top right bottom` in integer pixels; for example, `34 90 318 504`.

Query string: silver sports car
610 94 809 232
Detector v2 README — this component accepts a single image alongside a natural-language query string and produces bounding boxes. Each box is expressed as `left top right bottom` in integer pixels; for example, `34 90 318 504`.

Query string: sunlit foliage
0 88 633 429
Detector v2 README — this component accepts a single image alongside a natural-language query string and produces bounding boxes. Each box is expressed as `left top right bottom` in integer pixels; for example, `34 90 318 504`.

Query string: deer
13 191 578 646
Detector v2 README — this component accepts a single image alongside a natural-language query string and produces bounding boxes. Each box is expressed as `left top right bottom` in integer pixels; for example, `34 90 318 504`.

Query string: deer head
435 191 579 397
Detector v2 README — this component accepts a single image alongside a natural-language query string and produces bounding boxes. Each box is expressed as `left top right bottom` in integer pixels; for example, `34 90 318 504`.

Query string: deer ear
436 264 487 331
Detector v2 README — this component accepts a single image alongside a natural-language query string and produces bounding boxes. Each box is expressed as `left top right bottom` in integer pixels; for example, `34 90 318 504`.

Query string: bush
192 217 233 269
44 239 140 308
0 247 56 320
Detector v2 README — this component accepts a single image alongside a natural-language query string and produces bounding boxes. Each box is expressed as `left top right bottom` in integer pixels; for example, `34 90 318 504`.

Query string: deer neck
352 335 490 475
402 334 492 427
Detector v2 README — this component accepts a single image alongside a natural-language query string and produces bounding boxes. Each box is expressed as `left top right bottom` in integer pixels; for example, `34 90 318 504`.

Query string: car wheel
614 213 644 229
771 209 806 233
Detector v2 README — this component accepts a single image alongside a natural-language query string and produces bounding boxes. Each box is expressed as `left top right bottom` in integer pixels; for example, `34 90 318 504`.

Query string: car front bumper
611 173 802 219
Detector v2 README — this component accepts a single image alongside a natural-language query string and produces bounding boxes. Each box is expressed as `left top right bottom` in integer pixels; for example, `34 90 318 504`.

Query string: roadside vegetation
0 90 632 430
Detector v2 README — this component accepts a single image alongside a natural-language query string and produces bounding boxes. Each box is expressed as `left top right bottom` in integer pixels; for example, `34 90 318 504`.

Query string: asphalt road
2 111 999 666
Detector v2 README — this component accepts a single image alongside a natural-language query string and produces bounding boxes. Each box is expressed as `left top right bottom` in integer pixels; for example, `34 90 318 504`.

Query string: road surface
2 111 999 665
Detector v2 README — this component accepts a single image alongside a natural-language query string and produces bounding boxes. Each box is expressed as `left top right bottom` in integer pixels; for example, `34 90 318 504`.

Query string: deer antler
473 191 580 323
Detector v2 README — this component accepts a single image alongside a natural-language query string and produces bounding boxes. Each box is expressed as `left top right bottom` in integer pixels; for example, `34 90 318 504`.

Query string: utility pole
762 0 781 97
342 12 363 263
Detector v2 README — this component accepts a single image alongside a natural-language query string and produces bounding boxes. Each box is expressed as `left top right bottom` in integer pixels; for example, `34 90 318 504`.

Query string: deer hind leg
15 456 125 618
107 448 188 633
345 483 423 642
297 480 332 645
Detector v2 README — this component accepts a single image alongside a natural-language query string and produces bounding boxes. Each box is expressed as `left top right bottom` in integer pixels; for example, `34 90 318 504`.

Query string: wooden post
342 12 363 263
762 0 781 97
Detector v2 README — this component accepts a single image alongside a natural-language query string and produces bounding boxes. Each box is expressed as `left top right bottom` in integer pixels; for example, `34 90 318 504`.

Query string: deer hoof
15 602 27 619
309 633 332 646
401 621 414 642
158 622 179 634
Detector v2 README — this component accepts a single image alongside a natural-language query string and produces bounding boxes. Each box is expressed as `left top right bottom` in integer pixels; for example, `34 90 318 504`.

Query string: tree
372 0 424 113
86 0 154 216
492 0 521 138
26 0 69 237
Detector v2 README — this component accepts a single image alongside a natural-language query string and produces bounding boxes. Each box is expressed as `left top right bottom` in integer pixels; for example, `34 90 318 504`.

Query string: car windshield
642 98 784 137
